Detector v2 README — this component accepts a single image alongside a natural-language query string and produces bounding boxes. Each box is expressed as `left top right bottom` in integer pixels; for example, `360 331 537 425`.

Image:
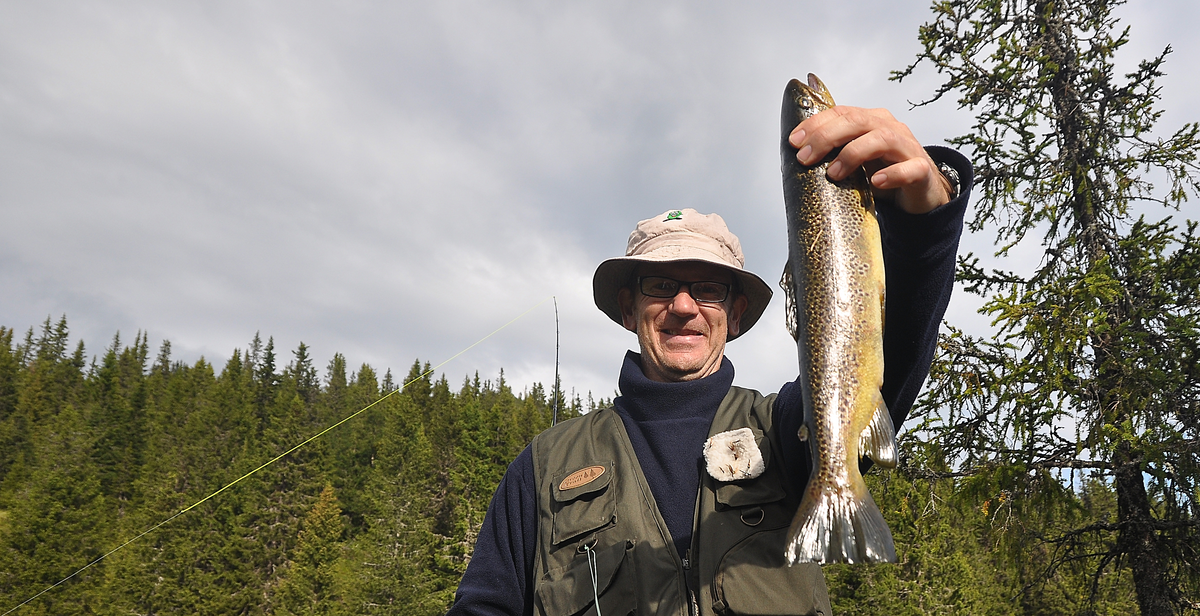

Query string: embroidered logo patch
664 210 683 221
559 465 606 491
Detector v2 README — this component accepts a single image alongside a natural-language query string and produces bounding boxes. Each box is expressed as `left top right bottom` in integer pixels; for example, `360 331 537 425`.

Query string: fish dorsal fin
860 395 897 468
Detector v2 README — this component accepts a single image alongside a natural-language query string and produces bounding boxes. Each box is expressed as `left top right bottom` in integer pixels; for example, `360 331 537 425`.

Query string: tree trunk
1035 2 1175 612
1114 441 1175 615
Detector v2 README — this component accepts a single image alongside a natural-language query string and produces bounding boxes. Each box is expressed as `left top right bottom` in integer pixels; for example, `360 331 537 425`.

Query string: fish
779 74 898 564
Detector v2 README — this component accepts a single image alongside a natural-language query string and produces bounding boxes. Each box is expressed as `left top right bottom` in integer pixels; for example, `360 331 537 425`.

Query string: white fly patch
703 427 765 482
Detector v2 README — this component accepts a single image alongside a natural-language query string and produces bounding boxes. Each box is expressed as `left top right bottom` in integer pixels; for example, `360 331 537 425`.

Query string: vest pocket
537 539 637 616
551 461 615 546
712 527 831 616
713 436 785 509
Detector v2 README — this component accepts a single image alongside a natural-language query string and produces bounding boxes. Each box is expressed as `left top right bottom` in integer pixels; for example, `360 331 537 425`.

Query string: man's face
617 261 749 383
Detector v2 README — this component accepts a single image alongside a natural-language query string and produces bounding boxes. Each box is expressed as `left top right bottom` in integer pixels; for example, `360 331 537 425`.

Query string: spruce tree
349 371 444 614
273 484 347 615
318 359 380 535
0 327 21 486
88 332 148 501
896 0 1200 612
0 403 109 614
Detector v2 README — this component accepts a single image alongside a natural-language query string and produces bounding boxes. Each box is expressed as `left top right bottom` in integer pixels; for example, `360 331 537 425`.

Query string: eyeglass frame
635 275 734 304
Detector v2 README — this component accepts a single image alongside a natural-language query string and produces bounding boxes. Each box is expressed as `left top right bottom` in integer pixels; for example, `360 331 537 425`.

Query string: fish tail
785 481 897 564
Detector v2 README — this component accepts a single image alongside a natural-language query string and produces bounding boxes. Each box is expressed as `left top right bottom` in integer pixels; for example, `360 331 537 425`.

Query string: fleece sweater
447 145 972 616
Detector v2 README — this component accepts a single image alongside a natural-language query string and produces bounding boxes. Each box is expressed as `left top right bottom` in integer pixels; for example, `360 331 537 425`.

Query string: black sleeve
446 446 538 616
775 145 972 489
874 145 971 430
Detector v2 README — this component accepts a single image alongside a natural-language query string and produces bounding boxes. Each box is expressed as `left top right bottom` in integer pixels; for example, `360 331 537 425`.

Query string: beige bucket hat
592 208 772 340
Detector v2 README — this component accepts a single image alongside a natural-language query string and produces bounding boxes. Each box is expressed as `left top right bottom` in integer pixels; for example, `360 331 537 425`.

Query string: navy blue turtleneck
613 351 735 559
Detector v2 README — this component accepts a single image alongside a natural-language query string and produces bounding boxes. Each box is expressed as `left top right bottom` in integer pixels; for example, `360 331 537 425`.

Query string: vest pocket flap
553 462 613 503
537 540 636 616
714 479 786 508
714 527 831 615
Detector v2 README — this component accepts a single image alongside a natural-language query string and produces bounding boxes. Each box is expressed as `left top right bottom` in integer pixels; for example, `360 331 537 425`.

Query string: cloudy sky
3 1 1197 403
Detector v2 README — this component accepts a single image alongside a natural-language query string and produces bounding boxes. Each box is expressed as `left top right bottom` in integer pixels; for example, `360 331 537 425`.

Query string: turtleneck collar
615 350 736 422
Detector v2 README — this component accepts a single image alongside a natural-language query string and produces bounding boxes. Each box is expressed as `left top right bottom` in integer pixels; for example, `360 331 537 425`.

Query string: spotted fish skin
779 74 897 565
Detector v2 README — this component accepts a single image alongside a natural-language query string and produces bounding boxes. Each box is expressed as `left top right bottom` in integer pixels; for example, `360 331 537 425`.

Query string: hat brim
592 255 773 341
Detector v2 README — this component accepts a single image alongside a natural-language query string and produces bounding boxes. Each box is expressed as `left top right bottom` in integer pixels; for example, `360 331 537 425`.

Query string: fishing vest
530 386 832 616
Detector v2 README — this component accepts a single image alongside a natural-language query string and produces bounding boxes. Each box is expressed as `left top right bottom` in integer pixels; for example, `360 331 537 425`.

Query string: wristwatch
937 161 961 201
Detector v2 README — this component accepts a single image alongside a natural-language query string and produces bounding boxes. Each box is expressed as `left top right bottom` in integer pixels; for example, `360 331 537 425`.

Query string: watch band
937 161 961 201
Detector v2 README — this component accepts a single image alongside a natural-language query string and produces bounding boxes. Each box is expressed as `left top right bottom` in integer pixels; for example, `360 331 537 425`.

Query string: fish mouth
783 74 840 168
806 73 823 92
784 73 836 117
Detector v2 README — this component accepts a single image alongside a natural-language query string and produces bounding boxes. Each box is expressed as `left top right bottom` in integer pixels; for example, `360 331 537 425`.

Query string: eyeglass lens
639 276 729 303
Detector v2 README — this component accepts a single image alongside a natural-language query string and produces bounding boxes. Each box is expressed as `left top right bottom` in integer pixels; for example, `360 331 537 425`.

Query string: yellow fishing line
2 296 553 616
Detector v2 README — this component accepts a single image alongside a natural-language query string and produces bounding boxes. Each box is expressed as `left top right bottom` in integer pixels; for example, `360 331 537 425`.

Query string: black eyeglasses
637 276 731 303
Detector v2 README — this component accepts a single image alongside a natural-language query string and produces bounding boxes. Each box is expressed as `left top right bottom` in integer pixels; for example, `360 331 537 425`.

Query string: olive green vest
530 386 832 616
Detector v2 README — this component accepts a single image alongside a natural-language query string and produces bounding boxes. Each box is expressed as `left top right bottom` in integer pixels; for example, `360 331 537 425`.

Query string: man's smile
661 327 705 337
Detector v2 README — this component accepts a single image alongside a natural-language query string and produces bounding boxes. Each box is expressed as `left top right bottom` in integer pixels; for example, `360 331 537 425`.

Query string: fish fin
785 481 897 564
860 396 897 469
779 262 798 341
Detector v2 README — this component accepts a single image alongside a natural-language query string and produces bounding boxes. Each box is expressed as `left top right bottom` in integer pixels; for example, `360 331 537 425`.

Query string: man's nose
668 286 700 315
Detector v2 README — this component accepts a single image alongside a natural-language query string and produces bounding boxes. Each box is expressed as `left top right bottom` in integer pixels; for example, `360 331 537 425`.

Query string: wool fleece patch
703 427 765 482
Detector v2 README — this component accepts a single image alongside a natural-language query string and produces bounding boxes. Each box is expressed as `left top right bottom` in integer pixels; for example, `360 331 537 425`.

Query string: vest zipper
687 477 703 616
683 548 696 614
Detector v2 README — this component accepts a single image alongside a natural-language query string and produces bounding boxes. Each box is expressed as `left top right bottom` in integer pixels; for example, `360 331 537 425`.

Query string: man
449 106 971 615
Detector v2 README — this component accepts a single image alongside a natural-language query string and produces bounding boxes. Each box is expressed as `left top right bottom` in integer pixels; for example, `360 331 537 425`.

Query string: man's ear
617 287 637 332
727 294 749 338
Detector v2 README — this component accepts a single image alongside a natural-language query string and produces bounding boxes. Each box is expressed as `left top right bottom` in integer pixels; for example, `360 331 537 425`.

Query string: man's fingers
791 106 900 165
872 158 952 213
867 157 935 190
790 104 950 213
826 129 903 180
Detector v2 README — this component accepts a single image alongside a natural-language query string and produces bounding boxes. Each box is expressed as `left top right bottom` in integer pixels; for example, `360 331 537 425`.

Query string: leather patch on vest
559 465 606 491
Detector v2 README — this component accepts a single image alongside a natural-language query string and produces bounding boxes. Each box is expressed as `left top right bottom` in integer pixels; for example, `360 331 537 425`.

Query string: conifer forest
0 315 1176 615
3 1 1200 615
0 319 592 615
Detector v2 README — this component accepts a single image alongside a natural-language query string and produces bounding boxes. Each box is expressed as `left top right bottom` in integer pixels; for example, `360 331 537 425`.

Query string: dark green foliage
0 328 21 486
0 316 1170 613
0 321 567 615
828 446 1139 614
88 332 149 501
273 484 347 615
894 0 1200 613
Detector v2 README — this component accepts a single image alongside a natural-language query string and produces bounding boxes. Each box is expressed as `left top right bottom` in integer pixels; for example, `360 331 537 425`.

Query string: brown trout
779 74 897 564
